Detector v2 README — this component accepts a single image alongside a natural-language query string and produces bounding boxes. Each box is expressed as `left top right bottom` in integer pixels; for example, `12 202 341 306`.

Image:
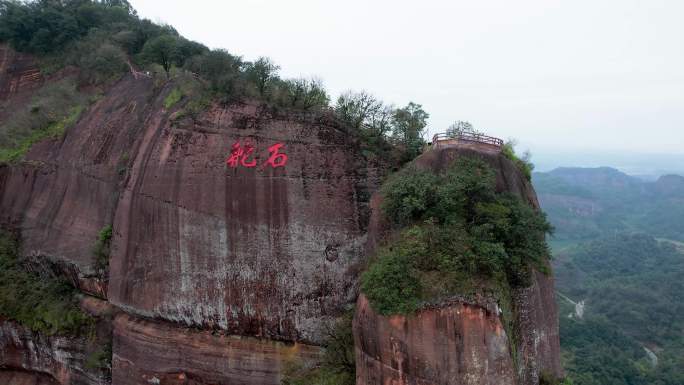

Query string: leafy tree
184 49 244 100
275 77 330 110
334 91 394 160
245 57 280 97
446 120 479 137
71 31 128 84
392 102 429 163
140 34 180 76
335 91 391 133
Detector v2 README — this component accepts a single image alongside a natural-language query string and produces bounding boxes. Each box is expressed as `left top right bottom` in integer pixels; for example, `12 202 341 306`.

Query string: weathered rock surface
0 73 158 299
0 370 59 385
354 294 516 385
112 312 322 385
108 98 380 344
0 297 113 385
0 43 43 102
354 145 562 385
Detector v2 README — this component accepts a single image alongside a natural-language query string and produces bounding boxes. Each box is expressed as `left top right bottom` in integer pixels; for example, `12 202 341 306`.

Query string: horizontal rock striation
112 312 322 385
354 294 516 385
0 319 110 385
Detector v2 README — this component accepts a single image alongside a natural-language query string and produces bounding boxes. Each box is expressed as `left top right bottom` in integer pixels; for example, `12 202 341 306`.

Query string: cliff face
354 294 516 385
108 97 379 344
0 43 380 383
353 146 562 385
0 44 560 385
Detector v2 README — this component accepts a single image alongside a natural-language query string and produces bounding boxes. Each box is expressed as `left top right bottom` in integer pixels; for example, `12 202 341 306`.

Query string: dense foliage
361 157 552 315
0 230 93 335
553 234 684 385
282 314 355 385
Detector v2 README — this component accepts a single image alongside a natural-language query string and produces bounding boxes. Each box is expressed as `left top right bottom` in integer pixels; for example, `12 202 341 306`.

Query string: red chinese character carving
264 143 288 168
225 141 257 168
240 141 257 167
225 141 243 168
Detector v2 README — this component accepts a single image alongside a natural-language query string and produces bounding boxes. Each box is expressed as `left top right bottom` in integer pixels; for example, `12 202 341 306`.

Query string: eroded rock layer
354 295 516 385
0 315 110 385
112 312 322 385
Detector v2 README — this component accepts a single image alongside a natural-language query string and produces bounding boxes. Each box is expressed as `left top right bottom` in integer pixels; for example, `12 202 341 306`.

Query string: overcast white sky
129 0 683 171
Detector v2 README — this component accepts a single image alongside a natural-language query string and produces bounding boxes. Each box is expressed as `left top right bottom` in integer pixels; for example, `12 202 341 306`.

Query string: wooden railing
432 132 504 148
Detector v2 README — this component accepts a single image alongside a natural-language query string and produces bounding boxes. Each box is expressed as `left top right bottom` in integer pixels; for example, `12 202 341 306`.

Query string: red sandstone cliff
0 43 380 384
353 146 562 385
0 43 560 385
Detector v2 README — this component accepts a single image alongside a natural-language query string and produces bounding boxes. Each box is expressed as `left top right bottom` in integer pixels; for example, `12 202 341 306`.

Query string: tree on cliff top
245 57 280 98
141 34 206 77
446 120 480 137
391 102 429 164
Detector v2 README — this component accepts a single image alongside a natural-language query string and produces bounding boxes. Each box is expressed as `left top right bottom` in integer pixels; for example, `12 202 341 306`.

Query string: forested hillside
535 167 684 385
534 168 684 243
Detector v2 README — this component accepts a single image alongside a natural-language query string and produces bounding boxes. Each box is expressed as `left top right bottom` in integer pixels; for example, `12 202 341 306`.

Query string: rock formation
353 146 562 385
0 43 561 384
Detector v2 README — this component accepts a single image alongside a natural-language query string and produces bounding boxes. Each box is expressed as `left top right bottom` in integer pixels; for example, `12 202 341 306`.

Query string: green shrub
502 140 534 181
362 157 552 315
540 372 574 385
0 230 93 336
163 87 182 109
85 342 112 370
380 168 440 226
93 225 112 274
282 314 355 385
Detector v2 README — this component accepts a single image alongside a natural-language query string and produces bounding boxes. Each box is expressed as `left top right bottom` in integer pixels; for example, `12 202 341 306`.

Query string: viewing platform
431 132 504 153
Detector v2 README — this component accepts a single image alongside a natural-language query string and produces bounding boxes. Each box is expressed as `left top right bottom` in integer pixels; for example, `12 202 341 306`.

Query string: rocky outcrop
354 146 562 385
0 370 59 385
112 312 322 385
0 43 43 102
354 294 516 385
0 298 113 385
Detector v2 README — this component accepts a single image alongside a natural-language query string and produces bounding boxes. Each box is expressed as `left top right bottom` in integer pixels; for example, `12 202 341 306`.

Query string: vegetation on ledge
502 139 534 181
0 78 87 164
0 230 94 336
282 313 355 385
361 157 553 316
93 225 112 275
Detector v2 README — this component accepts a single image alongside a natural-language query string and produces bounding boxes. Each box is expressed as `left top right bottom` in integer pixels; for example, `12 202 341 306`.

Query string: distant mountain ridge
533 167 684 242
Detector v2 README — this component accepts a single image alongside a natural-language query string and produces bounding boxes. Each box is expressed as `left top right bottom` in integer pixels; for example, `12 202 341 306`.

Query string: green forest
535 168 684 385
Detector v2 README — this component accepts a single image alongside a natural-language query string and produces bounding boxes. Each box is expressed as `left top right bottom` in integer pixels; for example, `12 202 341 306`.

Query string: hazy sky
128 0 683 169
